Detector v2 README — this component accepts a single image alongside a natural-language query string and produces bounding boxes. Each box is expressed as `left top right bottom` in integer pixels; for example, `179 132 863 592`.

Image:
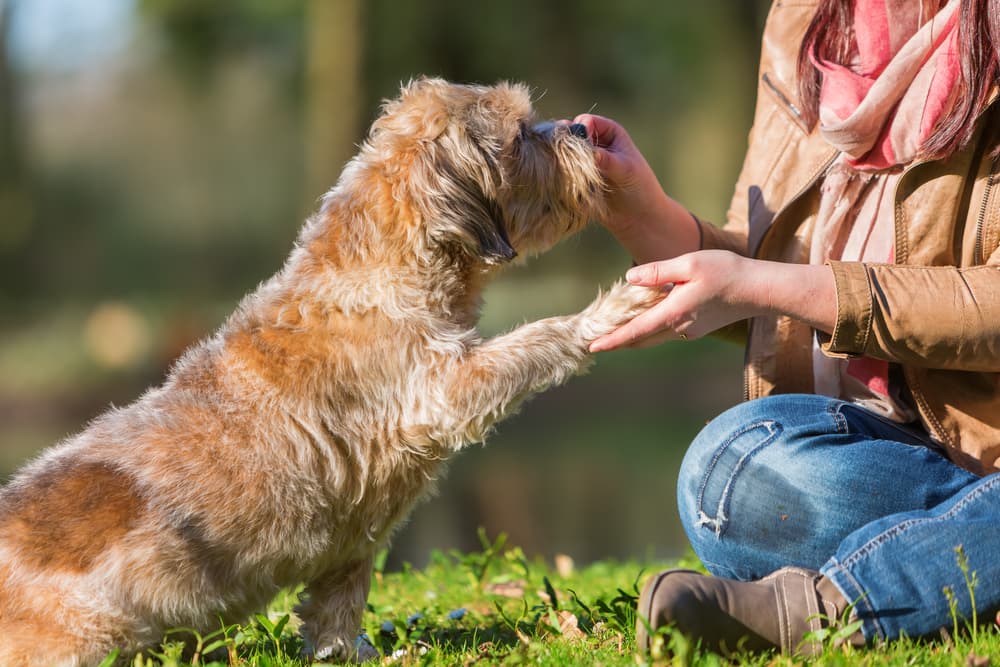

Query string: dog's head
365 78 605 268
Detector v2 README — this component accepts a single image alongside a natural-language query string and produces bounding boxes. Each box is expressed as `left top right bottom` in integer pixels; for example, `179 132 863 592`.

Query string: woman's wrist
744 260 837 334
604 192 702 265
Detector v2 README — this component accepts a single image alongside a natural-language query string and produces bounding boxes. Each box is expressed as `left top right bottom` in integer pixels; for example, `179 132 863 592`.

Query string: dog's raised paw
578 281 663 343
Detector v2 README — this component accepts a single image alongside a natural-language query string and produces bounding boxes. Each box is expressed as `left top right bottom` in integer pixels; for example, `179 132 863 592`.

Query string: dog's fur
0 79 657 665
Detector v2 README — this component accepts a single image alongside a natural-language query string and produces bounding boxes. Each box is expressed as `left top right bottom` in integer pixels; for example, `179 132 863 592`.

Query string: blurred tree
136 0 367 208
305 0 363 204
0 0 14 194
735 0 771 40
0 0 32 297
138 0 304 87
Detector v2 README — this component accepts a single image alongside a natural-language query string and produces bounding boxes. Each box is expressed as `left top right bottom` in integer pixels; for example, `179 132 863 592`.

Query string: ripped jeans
677 394 1000 642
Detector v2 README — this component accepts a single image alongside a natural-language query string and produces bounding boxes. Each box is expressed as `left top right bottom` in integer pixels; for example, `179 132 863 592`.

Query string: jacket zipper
973 155 999 264
888 112 998 265
761 73 807 129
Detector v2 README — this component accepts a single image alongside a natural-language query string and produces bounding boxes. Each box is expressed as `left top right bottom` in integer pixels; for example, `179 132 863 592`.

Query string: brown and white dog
0 79 658 665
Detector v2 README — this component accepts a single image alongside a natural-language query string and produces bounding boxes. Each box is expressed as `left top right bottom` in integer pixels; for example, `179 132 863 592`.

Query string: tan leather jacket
699 0 1000 475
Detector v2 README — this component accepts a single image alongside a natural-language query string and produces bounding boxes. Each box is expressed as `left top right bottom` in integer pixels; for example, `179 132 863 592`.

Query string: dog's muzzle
532 121 592 144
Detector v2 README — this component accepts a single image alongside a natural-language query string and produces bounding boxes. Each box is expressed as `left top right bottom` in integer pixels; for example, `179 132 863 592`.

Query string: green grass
120 532 998 667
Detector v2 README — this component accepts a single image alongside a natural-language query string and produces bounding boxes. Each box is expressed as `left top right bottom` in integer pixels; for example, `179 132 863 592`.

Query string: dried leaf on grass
966 651 990 667
555 609 586 641
484 579 527 598
461 642 495 666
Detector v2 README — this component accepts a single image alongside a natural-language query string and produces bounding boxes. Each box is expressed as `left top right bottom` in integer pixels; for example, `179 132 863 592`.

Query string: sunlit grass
114 531 999 666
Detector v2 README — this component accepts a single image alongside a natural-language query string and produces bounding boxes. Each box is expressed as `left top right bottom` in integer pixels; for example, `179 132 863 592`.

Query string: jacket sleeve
822 261 1000 371
699 218 748 255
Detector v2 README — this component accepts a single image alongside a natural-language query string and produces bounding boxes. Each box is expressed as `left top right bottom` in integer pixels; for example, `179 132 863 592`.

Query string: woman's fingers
589 258 698 352
572 114 636 184
616 329 680 351
589 298 686 352
572 113 621 148
625 259 685 288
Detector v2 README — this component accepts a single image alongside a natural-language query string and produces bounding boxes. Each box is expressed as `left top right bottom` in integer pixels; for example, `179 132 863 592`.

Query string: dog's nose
568 123 589 140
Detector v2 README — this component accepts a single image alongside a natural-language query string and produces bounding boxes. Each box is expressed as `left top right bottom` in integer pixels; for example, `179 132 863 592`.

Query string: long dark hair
797 0 1000 160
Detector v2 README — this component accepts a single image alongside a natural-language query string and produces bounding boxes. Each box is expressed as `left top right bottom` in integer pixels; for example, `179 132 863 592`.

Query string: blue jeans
677 394 1000 642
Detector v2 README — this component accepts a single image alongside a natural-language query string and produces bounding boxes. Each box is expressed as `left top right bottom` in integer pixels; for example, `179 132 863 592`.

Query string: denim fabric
677 394 1000 641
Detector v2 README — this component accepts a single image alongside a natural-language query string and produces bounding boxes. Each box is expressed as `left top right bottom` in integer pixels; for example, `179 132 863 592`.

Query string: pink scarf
809 0 961 420
811 0 961 171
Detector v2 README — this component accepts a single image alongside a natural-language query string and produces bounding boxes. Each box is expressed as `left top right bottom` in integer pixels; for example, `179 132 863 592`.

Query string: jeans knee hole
692 420 782 540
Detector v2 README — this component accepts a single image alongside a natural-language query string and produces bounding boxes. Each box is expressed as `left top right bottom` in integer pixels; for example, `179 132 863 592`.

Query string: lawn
115 530 997 667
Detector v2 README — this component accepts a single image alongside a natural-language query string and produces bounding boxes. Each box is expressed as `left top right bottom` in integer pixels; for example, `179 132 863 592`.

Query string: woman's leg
674 393 1000 641
677 394 977 581
823 471 1000 640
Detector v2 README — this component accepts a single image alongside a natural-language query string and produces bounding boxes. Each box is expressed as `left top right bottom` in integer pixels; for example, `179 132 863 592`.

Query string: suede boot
635 567 861 657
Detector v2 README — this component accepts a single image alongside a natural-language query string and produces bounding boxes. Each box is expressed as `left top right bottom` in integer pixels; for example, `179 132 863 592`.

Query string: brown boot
635 567 858 657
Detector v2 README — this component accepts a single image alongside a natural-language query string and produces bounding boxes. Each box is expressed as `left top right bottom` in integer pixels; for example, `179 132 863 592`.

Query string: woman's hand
572 113 659 226
589 250 838 352
573 114 701 263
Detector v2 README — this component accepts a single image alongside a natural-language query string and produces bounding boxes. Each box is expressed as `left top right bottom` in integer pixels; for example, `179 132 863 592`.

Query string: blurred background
0 0 768 568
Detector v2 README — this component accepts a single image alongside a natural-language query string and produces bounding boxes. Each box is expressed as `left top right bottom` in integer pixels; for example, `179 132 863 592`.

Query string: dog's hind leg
0 567 143 667
0 621 120 667
297 554 378 663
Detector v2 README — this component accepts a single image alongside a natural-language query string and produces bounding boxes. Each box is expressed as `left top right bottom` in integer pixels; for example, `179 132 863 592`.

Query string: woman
576 0 1000 656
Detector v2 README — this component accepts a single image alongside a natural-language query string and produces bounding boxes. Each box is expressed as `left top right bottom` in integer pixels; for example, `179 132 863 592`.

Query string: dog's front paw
303 633 379 664
578 281 662 343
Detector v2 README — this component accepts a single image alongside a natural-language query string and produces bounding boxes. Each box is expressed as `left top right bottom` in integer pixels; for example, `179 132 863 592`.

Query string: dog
0 78 658 665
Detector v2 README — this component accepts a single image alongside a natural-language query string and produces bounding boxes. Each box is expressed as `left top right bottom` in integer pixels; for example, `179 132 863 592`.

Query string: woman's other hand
573 113 701 263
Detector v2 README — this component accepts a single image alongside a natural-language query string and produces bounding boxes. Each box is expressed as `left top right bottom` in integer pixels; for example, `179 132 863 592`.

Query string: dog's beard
499 139 604 258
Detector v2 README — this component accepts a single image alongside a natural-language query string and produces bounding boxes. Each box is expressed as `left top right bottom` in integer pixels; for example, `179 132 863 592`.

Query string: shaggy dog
0 79 658 665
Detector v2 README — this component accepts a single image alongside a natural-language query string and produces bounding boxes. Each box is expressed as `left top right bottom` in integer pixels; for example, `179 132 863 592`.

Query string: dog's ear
431 157 516 265
373 78 451 143
467 82 533 147
377 78 518 264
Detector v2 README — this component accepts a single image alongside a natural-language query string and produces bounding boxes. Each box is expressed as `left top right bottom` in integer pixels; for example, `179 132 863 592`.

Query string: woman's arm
589 250 836 351
592 251 1000 375
824 262 1000 372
